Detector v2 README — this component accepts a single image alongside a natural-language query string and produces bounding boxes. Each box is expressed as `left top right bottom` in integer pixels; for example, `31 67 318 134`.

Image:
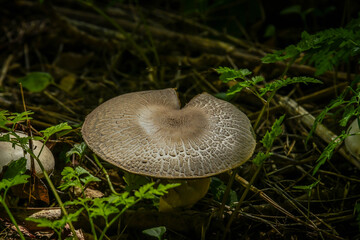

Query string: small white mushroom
82 89 256 210
345 118 360 160
0 132 55 177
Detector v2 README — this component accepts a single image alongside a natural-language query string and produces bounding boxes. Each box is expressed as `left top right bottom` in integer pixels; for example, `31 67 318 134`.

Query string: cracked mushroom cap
82 89 256 179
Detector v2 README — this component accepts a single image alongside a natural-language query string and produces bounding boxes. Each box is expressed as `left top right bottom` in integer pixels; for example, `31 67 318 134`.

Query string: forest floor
1 1 360 239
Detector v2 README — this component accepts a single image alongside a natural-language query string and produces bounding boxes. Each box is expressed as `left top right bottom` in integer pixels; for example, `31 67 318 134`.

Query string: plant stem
222 164 263 240
218 169 237 218
84 205 98 240
93 154 119 195
253 90 277 130
0 198 26 240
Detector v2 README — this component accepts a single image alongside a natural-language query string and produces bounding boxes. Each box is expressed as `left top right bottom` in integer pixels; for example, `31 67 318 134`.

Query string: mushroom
345 118 360 160
82 89 256 210
0 132 55 177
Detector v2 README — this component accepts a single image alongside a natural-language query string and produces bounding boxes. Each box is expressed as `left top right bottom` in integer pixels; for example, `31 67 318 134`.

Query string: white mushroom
345 118 360 160
0 132 55 177
82 89 256 210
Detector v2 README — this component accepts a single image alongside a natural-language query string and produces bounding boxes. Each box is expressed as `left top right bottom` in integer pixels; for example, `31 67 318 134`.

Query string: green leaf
260 77 322 96
58 166 100 191
215 67 252 83
40 122 72 139
312 132 347 175
260 115 285 150
307 93 347 143
0 174 30 191
134 182 181 199
123 172 151 191
262 45 299 63
226 76 264 96
0 133 10 142
81 175 101 185
58 167 79 191
66 142 87 159
8 111 34 124
2 157 27 179
148 183 181 196
17 72 53 92
214 92 234 101
110 192 135 207
209 177 238 206
142 226 166 240
340 105 358 127
89 197 120 219
0 111 33 129
252 152 270 166
135 182 156 198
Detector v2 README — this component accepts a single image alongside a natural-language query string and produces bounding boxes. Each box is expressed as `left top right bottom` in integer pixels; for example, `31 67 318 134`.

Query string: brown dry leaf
60 74 77 93
11 174 50 205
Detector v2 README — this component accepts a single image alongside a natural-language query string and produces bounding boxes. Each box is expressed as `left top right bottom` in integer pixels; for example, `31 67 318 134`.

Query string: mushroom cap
82 89 256 179
0 132 55 177
345 118 360 160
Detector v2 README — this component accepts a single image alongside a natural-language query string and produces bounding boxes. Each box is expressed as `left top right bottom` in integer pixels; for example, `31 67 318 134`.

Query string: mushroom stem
159 178 211 212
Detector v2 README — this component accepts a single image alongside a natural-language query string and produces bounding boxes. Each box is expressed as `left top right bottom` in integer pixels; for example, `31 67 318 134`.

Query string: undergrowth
215 14 360 232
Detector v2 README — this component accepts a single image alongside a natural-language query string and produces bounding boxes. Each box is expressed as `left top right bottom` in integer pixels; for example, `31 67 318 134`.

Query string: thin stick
278 95 360 170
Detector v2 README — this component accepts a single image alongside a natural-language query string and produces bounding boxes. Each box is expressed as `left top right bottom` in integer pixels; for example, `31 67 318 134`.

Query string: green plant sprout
215 67 321 130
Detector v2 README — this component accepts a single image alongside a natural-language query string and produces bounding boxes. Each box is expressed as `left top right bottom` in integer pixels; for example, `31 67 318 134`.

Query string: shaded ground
1 0 360 239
